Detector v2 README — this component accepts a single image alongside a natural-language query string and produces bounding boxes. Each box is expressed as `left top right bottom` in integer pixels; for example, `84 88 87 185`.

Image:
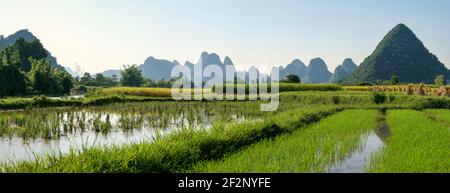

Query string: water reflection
328 112 389 173
0 107 249 163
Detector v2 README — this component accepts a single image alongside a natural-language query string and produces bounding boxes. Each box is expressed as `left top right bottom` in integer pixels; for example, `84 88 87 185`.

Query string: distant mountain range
4 23 448 84
329 58 357 83
278 59 308 81
302 58 332 83
0 30 355 83
102 53 356 84
102 51 241 83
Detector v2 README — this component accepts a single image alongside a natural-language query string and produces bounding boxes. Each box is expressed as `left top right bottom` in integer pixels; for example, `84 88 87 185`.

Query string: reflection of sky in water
328 132 385 173
0 109 248 163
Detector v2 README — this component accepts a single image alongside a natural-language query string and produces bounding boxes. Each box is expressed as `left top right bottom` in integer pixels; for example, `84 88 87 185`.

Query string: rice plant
369 110 450 172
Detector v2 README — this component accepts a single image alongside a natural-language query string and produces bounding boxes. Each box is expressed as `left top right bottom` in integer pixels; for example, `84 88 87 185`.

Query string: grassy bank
2 86 450 111
86 87 176 98
369 110 450 172
424 109 450 125
1 106 341 173
0 95 174 110
191 110 378 172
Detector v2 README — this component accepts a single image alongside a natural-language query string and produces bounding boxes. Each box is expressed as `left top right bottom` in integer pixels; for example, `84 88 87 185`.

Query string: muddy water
328 112 389 173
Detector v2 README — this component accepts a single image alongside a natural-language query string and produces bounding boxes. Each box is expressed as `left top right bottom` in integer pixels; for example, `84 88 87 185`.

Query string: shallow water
328 132 384 173
328 113 388 173
0 108 248 163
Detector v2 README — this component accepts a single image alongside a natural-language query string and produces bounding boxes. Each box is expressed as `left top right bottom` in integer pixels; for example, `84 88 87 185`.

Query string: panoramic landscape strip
0 0 449 178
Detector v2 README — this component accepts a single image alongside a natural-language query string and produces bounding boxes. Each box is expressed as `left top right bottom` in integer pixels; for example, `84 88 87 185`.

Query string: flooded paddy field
1 93 449 173
0 101 267 163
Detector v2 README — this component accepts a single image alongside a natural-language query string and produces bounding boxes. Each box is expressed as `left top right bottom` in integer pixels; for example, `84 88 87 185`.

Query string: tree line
0 38 311 98
0 38 73 97
76 65 178 89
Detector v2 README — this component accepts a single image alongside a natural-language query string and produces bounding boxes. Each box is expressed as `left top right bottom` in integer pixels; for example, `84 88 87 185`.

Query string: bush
331 96 340 104
75 85 88 94
33 95 50 103
435 75 446 87
413 98 450 110
371 92 387 104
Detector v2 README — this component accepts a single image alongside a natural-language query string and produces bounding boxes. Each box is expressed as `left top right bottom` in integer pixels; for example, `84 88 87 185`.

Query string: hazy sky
1 0 450 73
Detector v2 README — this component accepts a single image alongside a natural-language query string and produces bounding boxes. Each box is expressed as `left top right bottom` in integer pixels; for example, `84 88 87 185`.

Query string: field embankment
191 110 378 172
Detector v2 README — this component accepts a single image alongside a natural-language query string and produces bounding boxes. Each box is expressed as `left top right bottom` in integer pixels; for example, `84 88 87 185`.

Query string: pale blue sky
1 0 450 73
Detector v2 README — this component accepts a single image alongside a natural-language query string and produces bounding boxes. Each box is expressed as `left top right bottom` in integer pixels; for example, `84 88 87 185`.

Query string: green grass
191 109 378 173
1 106 341 173
1 89 450 173
2 87 449 111
424 109 450 126
86 87 178 98
369 110 450 173
0 95 174 110
0 100 276 140
277 83 342 92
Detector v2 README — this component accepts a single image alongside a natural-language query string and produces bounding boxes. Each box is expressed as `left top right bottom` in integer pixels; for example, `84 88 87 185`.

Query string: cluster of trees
119 65 179 88
361 74 447 87
75 65 178 89
280 75 301 83
0 38 73 97
75 73 118 87
434 75 446 87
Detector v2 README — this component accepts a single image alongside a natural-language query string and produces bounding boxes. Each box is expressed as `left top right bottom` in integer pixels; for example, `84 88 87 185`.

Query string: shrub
75 85 88 94
435 75 446 87
282 75 301 83
331 96 340 104
414 98 450 110
371 92 387 104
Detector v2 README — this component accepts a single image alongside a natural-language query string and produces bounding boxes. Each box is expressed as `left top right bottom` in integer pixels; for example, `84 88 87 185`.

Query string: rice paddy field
0 84 449 173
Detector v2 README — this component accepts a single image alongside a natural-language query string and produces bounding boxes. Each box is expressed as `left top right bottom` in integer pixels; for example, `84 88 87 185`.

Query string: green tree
53 68 74 94
120 65 144 87
77 72 117 87
391 75 399 85
0 61 27 97
0 37 73 97
29 59 61 95
111 74 118 83
0 46 28 97
282 74 301 83
435 75 446 87
2 38 49 72
80 72 93 85
94 73 106 86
